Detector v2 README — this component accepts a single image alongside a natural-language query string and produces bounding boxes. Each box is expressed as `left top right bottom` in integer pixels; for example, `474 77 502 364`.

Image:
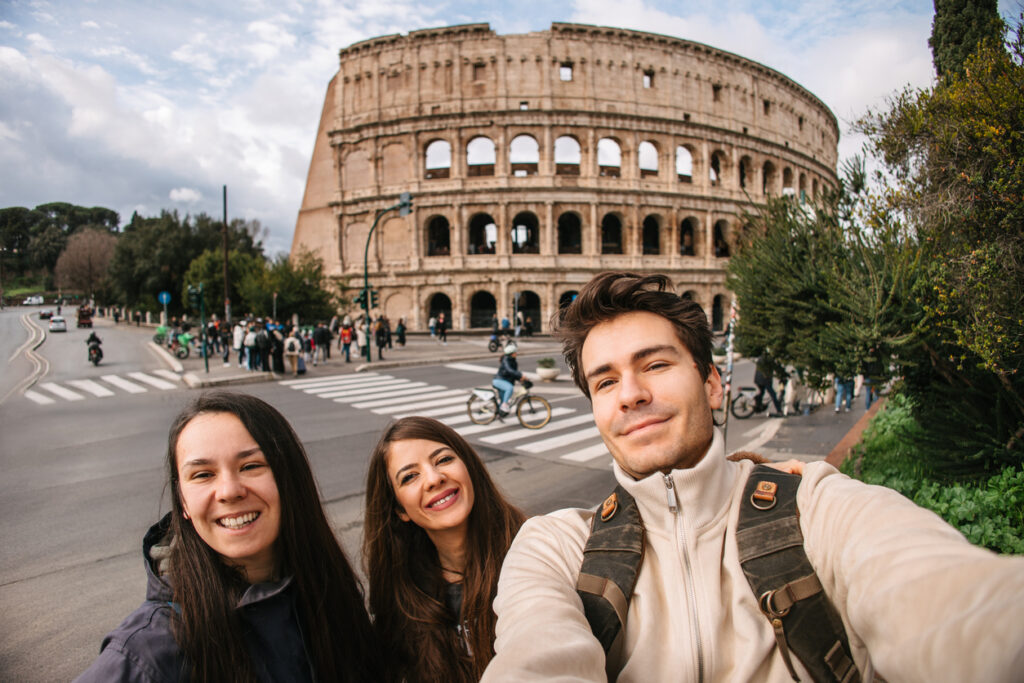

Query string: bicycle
466 382 551 429
730 386 778 419
487 332 512 353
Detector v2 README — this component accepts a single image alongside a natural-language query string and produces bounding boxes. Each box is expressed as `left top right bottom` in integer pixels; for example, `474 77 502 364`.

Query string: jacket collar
612 428 738 533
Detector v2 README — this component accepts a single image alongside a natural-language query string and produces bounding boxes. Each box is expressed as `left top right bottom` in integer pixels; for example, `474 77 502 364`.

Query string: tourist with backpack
481 272 1024 683
284 328 302 376
363 417 524 683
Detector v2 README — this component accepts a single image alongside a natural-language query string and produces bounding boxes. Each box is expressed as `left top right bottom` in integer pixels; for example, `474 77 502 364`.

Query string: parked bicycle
467 382 551 429
730 386 777 419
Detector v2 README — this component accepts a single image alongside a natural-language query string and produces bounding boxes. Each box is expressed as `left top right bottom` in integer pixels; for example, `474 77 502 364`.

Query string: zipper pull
663 474 678 513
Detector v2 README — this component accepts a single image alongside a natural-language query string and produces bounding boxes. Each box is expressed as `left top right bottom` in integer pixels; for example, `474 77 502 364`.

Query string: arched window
467 213 497 254
557 212 582 254
676 146 693 182
762 161 776 195
514 290 542 334
601 214 623 254
799 173 807 202
425 140 451 179
511 212 540 254
710 152 723 186
739 156 751 190
426 216 450 256
466 136 495 177
559 291 579 309
812 178 819 197
470 290 497 328
782 167 795 196
713 220 730 258
712 295 725 332
509 135 539 176
555 136 581 175
638 141 658 178
680 217 698 256
681 290 697 301
598 138 621 177
642 215 660 255
428 293 452 324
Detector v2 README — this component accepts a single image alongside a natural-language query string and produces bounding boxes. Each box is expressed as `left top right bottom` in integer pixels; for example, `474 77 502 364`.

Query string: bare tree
55 228 117 296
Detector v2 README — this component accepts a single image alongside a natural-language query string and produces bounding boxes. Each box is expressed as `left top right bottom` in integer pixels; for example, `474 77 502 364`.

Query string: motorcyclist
86 331 103 363
492 342 531 416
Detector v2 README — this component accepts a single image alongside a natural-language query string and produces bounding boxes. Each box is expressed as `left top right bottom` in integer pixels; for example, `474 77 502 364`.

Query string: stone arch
680 216 698 256
601 213 623 254
469 290 497 328
782 167 795 195
799 172 807 201
555 135 581 175
344 147 372 188
762 160 777 195
424 139 451 179
384 291 412 323
598 138 622 177
638 140 659 177
514 289 542 333
426 215 450 256
739 155 752 190
680 289 698 301
511 211 540 254
676 145 694 182
381 215 410 262
713 219 731 258
467 136 496 176
509 134 539 176
344 221 368 266
467 213 497 254
642 214 661 255
427 292 452 323
557 212 583 254
709 150 727 186
812 178 819 197
558 290 578 309
381 142 410 185
712 294 726 332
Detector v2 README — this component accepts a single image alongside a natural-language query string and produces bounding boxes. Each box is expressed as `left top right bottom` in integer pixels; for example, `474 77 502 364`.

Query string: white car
23 295 44 305
48 316 67 332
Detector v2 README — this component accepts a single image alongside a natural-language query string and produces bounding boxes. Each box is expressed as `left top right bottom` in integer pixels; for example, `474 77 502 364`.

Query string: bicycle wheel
730 394 755 419
517 395 551 429
488 339 500 352
467 393 498 425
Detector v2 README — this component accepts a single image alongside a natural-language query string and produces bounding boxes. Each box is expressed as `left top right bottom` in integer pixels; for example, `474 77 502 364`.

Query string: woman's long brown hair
364 416 525 682
166 391 383 682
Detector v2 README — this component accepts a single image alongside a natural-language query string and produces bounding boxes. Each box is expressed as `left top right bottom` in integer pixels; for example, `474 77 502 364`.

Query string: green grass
841 394 1024 554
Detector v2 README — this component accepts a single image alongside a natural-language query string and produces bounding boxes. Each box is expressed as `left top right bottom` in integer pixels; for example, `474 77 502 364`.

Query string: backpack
285 337 299 354
577 464 860 683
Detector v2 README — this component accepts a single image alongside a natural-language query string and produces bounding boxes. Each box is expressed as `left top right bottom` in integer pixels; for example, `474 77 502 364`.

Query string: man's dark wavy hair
553 272 714 398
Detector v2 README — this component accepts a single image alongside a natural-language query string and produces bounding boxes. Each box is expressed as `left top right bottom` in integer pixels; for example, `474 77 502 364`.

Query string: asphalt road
0 312 620 681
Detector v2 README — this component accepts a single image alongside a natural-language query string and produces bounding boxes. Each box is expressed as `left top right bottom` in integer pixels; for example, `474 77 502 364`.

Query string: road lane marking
378 396 470 416
300 377 401 394
24 390 55 405
518 426 601 453
458 407 574 436
67 379 116 397
481 413 591 444
561 443 611 462
318 379 422 399
353 388 465 409
128 372 178 390
280 372 383 387
101 375 147 394
152 370 182 382
38 382 85 401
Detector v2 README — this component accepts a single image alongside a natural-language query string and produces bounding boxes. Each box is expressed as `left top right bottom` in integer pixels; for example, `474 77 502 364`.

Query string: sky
1 1 1020 256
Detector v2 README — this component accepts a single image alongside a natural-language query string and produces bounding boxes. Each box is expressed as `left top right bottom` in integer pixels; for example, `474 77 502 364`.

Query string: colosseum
291 22 839 333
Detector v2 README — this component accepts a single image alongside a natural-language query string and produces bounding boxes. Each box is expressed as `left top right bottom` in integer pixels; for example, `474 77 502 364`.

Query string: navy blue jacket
74 515 313 683
496 355 522 383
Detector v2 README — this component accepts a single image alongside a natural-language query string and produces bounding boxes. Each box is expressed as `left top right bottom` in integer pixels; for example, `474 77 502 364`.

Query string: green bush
842 394 1024 554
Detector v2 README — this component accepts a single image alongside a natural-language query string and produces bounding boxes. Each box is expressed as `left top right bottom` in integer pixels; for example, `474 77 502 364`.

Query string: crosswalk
280 372 610 464
24 370 183 405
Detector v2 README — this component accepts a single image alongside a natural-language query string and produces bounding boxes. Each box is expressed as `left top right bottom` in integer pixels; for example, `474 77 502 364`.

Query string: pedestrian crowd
75 271 1024 683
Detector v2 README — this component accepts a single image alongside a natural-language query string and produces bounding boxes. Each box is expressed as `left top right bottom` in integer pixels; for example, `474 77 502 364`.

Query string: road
0 310 628 681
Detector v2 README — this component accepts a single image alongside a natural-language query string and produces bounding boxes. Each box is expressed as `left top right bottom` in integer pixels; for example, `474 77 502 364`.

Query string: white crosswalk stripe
39 383 85 401
281 373 384 388
308 378 406 396
24 390 55 405
458 407 576 436
353 388 466 410
152 369 182 383
561 443 611 462
481 413 595 444
381 398 470 417
323 380 427 400
128 372 178 390
67 379 116 397
24 370 186 405
518 426 601 453
100 375 148 394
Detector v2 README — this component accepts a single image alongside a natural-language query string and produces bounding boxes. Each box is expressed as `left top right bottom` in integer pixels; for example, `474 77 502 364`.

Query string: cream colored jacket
483 430 1024 682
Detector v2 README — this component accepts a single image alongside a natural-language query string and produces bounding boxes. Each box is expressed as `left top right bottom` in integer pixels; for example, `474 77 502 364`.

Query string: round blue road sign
158 291 171 305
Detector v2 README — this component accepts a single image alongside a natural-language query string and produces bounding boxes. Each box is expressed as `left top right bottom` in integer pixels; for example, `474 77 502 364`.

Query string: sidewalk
153 333 563 388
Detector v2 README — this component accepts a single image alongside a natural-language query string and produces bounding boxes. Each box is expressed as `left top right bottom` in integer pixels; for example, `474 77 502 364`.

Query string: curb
825 397 887 468
182 370 276 389
147 341 183 373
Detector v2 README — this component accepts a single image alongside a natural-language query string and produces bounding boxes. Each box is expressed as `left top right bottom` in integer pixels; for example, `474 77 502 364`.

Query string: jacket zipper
664 473 705 683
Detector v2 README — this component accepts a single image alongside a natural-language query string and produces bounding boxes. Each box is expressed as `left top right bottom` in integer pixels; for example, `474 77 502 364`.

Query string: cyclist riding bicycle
492 342 531 416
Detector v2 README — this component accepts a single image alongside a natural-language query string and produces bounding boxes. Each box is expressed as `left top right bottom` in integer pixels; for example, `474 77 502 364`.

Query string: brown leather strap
577 573 630 631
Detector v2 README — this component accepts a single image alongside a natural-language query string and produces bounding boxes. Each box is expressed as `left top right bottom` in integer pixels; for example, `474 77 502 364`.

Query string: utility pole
362 192 413 362
222 185 230 323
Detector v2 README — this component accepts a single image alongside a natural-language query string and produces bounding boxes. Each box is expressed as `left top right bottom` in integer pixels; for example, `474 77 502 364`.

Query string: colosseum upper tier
292 22 839 333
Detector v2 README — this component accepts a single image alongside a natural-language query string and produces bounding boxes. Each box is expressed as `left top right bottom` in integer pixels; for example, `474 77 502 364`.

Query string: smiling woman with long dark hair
76 391 382 682
364 416 525 682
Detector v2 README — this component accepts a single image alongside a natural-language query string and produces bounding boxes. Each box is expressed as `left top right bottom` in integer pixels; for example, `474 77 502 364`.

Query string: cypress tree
929 0 1003 78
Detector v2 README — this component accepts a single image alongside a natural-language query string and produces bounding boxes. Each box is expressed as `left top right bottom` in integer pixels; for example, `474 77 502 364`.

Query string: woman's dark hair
166 390 381 682
553 271 714 397
363 417 525 683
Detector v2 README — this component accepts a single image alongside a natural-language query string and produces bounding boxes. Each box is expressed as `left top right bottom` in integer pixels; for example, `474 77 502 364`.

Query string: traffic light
187 285 201 309
399 192 413 217
370 289 380 309
353 290 367 308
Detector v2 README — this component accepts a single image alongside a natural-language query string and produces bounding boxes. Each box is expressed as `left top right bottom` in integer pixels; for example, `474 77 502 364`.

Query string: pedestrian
834 374 854 412
374 320 387 360
363 417 525 682
524 315 533 337
437 312 447 345
255 322 271 373
284 328 301 376
863 348 885 410
233 319 246 368
243 323 258 372
395 318 406 346
269 322 285 376
384 316 393 349
219 322 231 366
428 314 437 338
73 392 383 682
113 309 120 324
340 324 353 362
133 310 141 327
482 271 1024 683
501 315 511 334
328 315 339 359
754 356 783 414
301 329 313 365
313 322 330 366
356 321 368 358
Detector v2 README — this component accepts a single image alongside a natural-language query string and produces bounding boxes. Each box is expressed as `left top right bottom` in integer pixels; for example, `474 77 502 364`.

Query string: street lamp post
362 192 412 363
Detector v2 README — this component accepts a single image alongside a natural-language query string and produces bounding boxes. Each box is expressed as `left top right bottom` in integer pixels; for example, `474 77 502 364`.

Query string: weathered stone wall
292 22 839 332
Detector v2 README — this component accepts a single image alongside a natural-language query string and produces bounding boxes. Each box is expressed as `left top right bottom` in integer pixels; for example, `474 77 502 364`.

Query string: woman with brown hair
364 416 525 682
76 391 382 682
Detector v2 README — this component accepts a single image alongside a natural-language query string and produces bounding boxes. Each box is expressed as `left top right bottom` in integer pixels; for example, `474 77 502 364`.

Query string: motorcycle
169 331 193 359
87 341 103 366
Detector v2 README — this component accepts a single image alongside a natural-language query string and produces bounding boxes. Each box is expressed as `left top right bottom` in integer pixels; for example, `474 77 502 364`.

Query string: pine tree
929 0 1003 78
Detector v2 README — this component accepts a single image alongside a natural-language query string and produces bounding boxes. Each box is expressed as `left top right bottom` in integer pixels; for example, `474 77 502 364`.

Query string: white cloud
0 121 21 142
91 45 160 76
170 187 202 202
81 20 100 30
26 32 55 52
0 20 16 30
170 33 218 72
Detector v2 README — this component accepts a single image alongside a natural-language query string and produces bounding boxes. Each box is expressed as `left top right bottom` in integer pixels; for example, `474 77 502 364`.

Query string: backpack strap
738 464 861 683
576 485 645 656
